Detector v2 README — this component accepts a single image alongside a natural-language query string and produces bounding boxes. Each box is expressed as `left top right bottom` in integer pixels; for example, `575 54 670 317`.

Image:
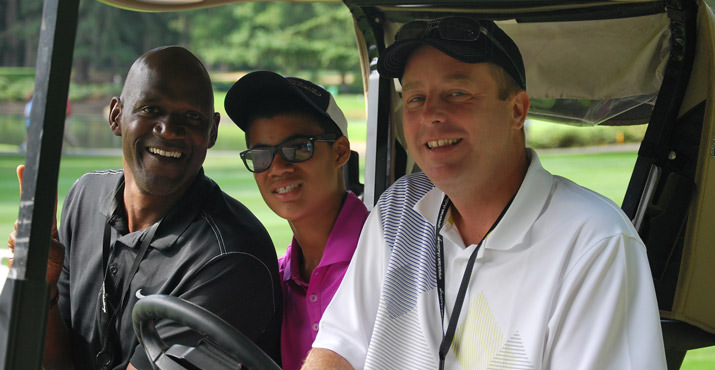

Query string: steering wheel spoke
132 294 281 370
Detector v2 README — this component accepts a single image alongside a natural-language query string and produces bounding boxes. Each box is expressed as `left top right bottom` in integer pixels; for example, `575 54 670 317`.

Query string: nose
153 114 186 139
265 151 295 176
421 96 445 125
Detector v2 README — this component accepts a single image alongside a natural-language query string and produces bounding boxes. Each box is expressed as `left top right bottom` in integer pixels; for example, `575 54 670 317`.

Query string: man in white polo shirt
303 17 666 370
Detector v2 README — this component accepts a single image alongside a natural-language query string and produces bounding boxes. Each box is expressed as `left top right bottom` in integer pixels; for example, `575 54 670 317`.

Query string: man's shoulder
74 169 123 185
194 176 273 246
548 174 637 236
197 176 259 224
378 172 435 207
65 169 122 202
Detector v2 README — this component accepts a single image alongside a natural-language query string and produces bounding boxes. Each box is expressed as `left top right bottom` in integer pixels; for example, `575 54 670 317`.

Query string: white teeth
427 139 459 149
148 147 182 158
275 184 300 194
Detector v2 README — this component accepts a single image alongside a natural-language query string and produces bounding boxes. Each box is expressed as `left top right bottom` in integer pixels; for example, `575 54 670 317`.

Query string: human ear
334 136 351 168
511 90 530 130
108 97 122 137
207 112 220 149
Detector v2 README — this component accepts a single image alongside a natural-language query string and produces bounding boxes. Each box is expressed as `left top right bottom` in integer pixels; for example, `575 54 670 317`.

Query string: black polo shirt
57 169 281 370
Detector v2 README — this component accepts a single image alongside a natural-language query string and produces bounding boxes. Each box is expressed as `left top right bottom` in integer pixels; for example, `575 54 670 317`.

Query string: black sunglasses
240 134 338 173
395 16 524 86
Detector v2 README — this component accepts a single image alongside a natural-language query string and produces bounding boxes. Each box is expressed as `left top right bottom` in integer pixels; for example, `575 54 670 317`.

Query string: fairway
1 150 713 367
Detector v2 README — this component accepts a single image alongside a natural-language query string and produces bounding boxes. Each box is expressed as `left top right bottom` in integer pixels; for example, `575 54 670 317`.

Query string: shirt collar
320 192 369 266
413 149 553 252
151 169 210 251
485 149 553 250
99 168 209 251
283 191 369 283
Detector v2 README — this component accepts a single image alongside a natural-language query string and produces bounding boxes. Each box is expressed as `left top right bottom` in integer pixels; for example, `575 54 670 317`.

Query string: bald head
121 46 214 112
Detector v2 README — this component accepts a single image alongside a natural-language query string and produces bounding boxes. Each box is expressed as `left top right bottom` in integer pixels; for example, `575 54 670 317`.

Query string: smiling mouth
426 138 461 149
148 147 182 159
275 183 300 194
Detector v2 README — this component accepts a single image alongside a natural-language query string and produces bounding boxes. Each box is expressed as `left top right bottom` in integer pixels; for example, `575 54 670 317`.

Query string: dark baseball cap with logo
377 16 526 89
224 71 348 136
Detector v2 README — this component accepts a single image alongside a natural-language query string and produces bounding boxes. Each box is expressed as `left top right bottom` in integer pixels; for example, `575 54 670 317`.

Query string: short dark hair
488 63 522 100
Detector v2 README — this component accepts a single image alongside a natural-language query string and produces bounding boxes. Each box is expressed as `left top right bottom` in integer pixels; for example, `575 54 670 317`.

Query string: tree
188 2 360 81
0 0 43 66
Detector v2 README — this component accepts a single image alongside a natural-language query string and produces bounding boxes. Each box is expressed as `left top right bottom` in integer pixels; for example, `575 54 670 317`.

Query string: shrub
526 120 646 149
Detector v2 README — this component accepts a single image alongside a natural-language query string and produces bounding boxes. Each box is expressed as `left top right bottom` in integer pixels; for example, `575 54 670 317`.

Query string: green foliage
2 1 361 94
526 120 647 148
0 115 26 145
68 82 122 101
0 76 34 101
187 3 360 78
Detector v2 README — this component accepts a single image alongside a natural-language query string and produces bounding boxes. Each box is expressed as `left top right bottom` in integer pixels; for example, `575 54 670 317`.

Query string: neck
448 155 527 246
290 192 346 281
123 182 182 233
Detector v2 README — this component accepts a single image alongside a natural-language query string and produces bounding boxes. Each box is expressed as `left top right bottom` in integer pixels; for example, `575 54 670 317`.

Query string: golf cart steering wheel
132 294 281 370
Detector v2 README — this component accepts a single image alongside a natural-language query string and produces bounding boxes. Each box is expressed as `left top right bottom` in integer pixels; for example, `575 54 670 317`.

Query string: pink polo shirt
278 191 368 370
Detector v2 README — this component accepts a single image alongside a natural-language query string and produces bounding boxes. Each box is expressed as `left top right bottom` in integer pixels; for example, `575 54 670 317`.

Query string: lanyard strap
96 220 160 368
435 195 512 370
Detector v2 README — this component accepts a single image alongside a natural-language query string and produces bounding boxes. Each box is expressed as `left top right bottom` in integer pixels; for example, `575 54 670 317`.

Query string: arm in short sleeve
545 234 666 370
312 209 387 369
129 252 281 369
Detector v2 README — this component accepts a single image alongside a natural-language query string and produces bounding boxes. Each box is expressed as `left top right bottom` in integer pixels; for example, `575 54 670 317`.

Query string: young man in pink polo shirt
224 71 369 370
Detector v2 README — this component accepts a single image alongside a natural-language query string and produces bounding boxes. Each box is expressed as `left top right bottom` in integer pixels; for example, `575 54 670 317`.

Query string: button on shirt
278 191 368 370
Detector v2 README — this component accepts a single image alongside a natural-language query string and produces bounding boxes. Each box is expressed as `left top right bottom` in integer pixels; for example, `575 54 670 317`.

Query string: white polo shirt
313 149 665 370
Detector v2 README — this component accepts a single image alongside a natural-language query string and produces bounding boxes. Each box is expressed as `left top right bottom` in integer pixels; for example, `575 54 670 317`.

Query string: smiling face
246 113 349 224
109 47 218 198
401 45 529 193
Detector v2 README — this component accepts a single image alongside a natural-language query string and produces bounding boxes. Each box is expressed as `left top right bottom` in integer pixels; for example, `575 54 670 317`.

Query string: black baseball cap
377 17 526 89
224 71 348 136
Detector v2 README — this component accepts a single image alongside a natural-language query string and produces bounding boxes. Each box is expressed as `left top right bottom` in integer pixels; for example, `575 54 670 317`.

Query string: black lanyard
436 195 512 370
96 219 160 369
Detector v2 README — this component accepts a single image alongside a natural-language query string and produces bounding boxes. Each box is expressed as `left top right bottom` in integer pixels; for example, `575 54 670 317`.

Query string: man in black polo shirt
9 46 281 370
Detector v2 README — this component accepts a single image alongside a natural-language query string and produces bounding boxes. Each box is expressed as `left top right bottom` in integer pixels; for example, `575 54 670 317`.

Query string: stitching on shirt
215 251 280 311
85 169 123 176
201 210 227 254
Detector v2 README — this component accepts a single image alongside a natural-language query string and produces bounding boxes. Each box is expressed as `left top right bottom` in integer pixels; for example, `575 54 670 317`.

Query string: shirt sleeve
544 233 666 370
312 208 387 369
129 252 282 369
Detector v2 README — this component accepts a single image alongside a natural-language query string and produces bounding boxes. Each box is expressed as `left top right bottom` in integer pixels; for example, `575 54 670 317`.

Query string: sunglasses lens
395 18 481 42
280 137 314 162
244 148 274 172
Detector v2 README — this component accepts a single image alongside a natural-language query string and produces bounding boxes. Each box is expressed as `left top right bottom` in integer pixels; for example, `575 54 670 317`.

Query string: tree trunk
4 0 19 65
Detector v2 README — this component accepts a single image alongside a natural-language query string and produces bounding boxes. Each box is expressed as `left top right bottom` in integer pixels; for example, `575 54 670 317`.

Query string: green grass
1 148 713 367
537 150 637 205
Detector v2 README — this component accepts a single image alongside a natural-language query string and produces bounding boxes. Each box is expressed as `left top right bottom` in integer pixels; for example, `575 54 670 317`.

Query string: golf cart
1 0 714 369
